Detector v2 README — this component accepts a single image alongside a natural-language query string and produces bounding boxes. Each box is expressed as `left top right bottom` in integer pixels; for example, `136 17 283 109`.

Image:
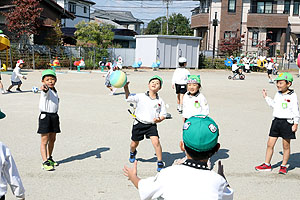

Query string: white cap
178 57 187 63
16 59 24 68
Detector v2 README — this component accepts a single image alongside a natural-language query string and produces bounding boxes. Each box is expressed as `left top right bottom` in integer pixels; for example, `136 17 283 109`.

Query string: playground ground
1 69 300 200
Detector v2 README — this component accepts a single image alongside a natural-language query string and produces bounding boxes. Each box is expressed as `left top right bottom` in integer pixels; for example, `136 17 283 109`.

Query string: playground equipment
49 58 61 71
0 30 10 71
116 56 123 69
132 60 142 71
74 59 85 72
99 58 107 72
151 60 161 71
224 58 233 67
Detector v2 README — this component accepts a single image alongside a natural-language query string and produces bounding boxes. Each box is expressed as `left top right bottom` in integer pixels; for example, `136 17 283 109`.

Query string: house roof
79 0 96 5
91 10 144 24
44 0 75 19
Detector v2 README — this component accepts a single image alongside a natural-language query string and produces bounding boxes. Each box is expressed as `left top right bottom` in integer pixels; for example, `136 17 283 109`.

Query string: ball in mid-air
109 70 127 88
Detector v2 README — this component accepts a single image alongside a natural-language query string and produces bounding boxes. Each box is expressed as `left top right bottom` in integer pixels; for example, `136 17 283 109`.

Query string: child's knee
151 138 161 147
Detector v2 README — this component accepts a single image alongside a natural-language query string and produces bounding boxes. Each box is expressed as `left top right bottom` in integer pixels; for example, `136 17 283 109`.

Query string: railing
192 7 210 15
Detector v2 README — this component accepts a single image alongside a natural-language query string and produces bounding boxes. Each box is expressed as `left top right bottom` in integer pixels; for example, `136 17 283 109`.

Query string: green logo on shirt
282 103 287 109
194 101 201 108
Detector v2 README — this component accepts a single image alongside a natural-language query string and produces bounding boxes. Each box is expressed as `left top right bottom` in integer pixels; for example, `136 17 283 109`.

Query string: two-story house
55 0 95 28
191 0 300 57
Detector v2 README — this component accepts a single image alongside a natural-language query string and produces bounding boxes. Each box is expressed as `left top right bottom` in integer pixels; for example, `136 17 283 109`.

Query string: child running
123 115 233 199
124 75 167 172
172 57 190 114
38 70 60 171
0 110 26 200
182 75 209 121
266 58 274 83
104 63 117 95
7 60 26 92
255 72 300 174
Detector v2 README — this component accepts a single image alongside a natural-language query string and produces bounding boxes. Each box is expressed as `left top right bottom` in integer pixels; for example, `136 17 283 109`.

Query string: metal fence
0 44 135 70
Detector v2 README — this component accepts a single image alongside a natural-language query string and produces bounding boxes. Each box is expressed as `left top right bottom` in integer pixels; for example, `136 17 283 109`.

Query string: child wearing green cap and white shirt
37 69 60 171
123 115 233 200
255 72 300 175
182 75 209 121
124 75 167 172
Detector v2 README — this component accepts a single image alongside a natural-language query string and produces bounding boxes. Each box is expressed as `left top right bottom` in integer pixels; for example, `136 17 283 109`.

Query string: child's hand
292 124 298 132
153 117 164 123
124 81 130 88
123 160 138 179
40 84 49 91
262 89 267 98
23 76 27 80
172 85 174 89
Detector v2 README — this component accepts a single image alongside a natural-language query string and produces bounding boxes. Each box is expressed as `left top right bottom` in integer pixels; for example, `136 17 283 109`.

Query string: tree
145 13 193 36
75 21 114 48
219 30 244 57
2 0 43 43
44 19 63 46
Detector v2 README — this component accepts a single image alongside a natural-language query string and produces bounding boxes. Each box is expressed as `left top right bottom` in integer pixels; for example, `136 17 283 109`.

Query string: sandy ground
1 68 300 200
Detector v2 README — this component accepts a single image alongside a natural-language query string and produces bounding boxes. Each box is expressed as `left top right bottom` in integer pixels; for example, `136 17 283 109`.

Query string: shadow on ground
210 149 230 169
58 147 110 164
272 151 300 171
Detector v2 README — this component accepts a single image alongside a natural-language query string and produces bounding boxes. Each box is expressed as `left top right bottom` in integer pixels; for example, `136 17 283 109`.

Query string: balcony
191 12 209 29
247 12 289 28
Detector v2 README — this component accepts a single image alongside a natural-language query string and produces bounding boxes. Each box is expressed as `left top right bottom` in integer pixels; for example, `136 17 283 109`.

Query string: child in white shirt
7 60 26 92
172 57 190 113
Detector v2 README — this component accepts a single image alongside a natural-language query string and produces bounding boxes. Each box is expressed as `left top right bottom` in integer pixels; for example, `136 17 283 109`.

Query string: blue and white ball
32 86 39 93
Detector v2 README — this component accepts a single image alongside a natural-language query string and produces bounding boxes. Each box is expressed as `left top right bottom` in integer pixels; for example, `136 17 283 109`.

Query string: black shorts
175 84 187 94
269 118 296 139
11 80 22 85
37 112 61 134
267 69 272 75
0 195 5 200
131 121 159 141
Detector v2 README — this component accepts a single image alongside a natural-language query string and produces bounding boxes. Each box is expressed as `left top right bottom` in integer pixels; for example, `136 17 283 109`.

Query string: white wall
135 38 157 67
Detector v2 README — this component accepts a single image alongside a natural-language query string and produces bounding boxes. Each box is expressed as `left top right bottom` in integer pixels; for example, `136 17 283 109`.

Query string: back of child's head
178 57 187 67
42 69 57 80
183 115 219 160
233 60 237 64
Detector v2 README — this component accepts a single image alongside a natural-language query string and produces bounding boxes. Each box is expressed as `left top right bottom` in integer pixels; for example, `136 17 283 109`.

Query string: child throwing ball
38 70 60 171
255 72 300 174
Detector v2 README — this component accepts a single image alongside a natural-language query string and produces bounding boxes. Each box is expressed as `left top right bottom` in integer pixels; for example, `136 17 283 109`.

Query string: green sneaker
48 156 59 167
42 161 54 171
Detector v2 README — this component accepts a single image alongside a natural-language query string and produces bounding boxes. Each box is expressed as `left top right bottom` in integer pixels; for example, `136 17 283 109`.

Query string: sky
92 0 200 25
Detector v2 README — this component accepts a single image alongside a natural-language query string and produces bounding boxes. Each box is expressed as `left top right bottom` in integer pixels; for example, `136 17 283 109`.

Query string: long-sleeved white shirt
0 142 25 199
265 90 300 124
39 88 59 113
126 92 167 124
171 68 190 85
11 67 23 82
182 91 209 119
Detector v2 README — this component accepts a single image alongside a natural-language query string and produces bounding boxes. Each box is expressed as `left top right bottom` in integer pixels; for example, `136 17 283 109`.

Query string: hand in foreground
123 160 140 188
40 84 49 91
262 89 267 98
292 124 298 132
153 117 163 123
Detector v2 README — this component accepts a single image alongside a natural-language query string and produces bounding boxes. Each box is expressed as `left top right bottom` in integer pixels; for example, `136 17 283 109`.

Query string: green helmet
275 72 293 82
149 75 163 86
42 69 56 79
187 75 201 84
183 115 219 152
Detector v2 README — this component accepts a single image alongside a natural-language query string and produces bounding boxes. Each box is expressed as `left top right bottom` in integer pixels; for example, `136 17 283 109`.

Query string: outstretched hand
123 160 140 188
40 84 49 92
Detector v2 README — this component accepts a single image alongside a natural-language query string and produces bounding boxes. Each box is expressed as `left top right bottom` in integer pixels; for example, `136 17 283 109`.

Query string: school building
191 0 300 57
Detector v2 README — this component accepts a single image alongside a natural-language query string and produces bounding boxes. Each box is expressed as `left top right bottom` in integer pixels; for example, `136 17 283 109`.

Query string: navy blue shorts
11 80 22 85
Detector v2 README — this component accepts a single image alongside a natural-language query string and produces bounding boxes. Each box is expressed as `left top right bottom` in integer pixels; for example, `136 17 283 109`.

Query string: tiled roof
91 9 143 24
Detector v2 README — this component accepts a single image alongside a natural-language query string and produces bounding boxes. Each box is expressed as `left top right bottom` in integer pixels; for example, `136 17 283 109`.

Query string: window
257 2 265 13
224 31 237 39
228 0 236 12
69 2 76 14
84 6 87 13
293 0 299 15
256 1 273 13
265 2 272 13
284 0 290 14
252 31 259 46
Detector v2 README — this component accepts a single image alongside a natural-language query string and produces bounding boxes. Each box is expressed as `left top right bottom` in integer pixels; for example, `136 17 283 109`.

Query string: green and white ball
109 70 127 88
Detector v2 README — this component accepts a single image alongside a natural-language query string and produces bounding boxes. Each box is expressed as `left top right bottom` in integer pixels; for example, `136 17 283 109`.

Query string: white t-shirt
231 64 238 71
39 88 59 113
0 142 25 199
172 68 190 85
267 62 273 70
265 90 300 124
11 66 23 82
126 92 167 124
182 91 209 119
138 164 233 200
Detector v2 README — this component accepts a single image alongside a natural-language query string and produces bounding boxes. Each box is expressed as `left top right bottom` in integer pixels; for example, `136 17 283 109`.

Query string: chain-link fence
0 44 135 70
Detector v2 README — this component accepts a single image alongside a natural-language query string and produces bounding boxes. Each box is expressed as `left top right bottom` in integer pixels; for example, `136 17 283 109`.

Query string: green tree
145 13 193 36
75 21 114 48
45 19 63 46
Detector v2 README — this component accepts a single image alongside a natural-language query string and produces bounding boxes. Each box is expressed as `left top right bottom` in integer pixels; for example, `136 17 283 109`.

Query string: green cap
275 72 293 82
0 109 6 119
0 30 3 34
149 75 163 86
187 75 201 84
42 69 56 79
183 115 219 152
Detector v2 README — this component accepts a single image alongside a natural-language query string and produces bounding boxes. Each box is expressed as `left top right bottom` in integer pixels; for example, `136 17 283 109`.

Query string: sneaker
1 89 5 94
6 89 11 93
42 161 54 171
279 166 287 175
16 88 22 92
129 150 137 163
48 156 59 167
255 163 272 171
157 161 164 172
178 110 182 114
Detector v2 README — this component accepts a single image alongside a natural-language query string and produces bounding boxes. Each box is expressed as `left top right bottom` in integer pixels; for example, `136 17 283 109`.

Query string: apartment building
191 0 300 56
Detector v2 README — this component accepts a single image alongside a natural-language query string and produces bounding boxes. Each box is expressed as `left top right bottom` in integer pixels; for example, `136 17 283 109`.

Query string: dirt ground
1 69 300 200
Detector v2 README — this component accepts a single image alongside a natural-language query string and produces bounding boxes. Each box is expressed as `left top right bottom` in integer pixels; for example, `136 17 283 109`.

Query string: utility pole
163 0 171 35
212 12 218 67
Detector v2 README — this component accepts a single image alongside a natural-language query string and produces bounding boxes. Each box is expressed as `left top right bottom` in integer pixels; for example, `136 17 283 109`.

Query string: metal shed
135 35 201 69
